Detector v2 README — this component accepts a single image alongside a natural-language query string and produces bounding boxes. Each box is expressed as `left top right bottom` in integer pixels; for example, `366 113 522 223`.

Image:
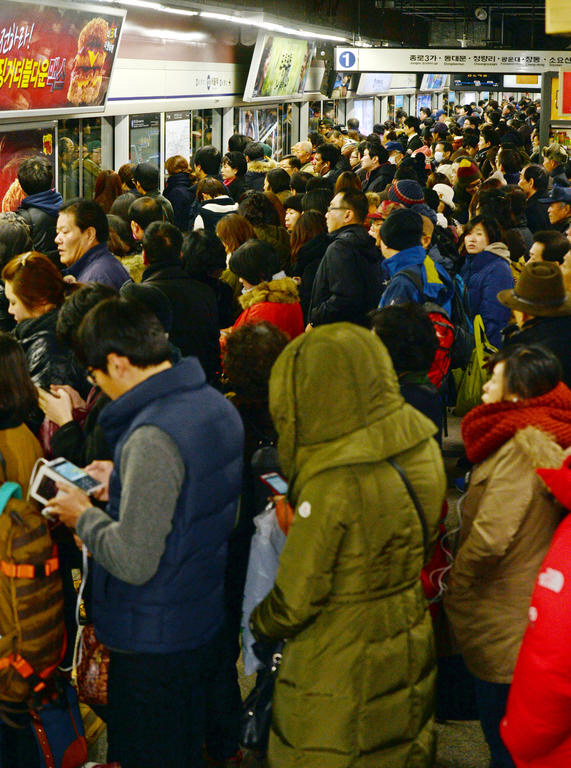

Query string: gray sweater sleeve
76 425 185 586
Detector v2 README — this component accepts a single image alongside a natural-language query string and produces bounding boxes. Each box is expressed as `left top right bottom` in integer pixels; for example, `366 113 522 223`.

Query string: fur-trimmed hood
239 277 299 309
512 425 567 470
247 158 277 174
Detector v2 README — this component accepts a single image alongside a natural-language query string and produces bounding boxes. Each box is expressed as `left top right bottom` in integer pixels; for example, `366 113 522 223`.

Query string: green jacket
251 323 446 768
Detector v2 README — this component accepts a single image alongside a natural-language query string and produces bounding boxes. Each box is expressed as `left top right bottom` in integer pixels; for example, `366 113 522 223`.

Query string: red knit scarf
462 382 571 464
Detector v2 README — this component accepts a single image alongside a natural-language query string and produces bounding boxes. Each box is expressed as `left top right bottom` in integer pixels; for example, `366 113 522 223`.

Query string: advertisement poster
250 36 315 99
0 126 55 211
165 111 190 161
560 70 571 117
0 0 125 116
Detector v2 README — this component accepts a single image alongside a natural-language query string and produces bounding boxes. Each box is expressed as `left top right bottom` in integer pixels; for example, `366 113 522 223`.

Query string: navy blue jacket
380 245 454 317
459 242 513 348
63 243 130 289
18 188 63 265
93 358 243 653
163 172 192 232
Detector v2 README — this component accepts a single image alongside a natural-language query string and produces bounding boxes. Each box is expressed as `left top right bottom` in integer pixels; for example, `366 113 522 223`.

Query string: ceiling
393 0 546 21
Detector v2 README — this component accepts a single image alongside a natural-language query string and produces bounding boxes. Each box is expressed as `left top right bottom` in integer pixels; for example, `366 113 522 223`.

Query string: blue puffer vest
92 357 244 653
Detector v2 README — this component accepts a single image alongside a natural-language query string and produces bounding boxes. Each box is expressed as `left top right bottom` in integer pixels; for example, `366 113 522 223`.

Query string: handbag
240 641 284 753
72 624 109 708
453 314 497 417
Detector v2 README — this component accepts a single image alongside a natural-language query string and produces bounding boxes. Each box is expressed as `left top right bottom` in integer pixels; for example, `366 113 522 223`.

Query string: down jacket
233 277 304 340
459 241 514 348
501 513 571 768
445 426 565 684
251 323 446 768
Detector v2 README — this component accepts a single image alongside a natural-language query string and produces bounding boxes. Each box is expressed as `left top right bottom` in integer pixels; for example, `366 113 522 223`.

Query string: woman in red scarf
445 345 571 768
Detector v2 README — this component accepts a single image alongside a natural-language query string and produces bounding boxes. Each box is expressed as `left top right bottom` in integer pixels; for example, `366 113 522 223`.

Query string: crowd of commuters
0 93 571 768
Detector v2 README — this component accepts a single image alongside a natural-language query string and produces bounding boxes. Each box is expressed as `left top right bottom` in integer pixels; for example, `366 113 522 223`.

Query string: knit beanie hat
456 159 480 181
414 202 437 225
388 179 425 207
380 208 423 251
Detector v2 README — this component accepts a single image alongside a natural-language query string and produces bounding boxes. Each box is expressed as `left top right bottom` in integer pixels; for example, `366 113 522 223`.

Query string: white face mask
389 155 397 165
434 151 444 163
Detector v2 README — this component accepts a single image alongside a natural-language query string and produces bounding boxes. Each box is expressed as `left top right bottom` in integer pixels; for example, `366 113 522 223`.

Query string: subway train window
130 113 160 167
191 110 213 154
81 117 102 199
238 105 292 158
58 120 80 201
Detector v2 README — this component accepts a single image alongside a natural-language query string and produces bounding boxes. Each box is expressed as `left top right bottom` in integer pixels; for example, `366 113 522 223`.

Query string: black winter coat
141 260 220 383
309 224 382 327
505 315 571 389
50 390 112 466
525 194 551 234
18 189 63 267
13 309 88 395
163 172 192 232
226 176 248 203
291 232 329 322
362 163 394 193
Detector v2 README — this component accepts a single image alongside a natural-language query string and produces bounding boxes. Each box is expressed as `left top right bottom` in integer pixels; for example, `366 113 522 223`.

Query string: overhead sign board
0 0 125 117
335 48 571 74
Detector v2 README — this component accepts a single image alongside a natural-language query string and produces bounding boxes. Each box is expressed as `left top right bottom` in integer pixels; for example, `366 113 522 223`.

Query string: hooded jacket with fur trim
445 425 565 684
244 158 277 191
233 277 304 340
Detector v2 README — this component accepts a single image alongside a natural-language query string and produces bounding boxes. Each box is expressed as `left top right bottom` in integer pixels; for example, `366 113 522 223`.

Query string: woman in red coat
228 239 304 340
501 455 571 768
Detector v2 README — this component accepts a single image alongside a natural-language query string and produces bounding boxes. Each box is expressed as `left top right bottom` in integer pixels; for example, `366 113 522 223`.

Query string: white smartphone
30 458 103 506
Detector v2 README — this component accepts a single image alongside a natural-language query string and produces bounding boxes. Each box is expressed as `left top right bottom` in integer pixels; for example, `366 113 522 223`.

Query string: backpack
0 465 65 711
399 268 456 389
450 273 475 370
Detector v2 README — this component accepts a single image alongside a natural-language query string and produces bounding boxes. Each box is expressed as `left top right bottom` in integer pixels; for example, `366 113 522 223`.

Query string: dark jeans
473 677 515 768
107 636 220 768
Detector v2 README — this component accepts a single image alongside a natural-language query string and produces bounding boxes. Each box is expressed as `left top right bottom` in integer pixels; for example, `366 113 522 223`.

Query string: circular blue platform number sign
338 50 356 69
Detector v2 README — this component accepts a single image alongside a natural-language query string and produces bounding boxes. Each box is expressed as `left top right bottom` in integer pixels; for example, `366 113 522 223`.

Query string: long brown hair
0 331 38 421
94 170 123 213
290 211 327 264
2 251 70 312
216 214 256 254
334 171 362 195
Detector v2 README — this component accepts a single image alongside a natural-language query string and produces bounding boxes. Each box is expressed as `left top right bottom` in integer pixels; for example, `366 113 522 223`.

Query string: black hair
435 140 453 155
238 192 279 227
474 188 512 228
78 297 170 372
488 344 561 399
347 117 360 131
480 125 499 146
223 151 247 177
0 212 33 270
305 175 333 192
462 134 479 150
283 195 303 213
289 171 313 194
522 164 549 195
56 282 118 349
107 214 133 254
142 221 183 264
463 215 504 246
498 147 523 174
181 229 226 278
338 189 368 224
370 303 437 373
0 331 38 422
307 131 321 149
18 156 53 196
532 230 570 264
110 192 138 222
404 116 421 132
128 197 164 230
194 145 221 176
364 141 388 164
229 239 280 285
244 142 265 161
301 188 334 215
227 134 252 153
223 321 289 401
281 154 301 171
315 143 341 166
266 168 291 194
60 198 109 243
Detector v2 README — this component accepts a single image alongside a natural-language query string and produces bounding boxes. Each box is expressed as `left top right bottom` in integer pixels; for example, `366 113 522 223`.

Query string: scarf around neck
462 382 571 464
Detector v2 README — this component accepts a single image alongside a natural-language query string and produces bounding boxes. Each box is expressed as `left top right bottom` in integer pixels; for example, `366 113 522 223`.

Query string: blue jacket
63 243 130 289
93 357 244 653
163 172 192 232
18 188 63 264
459 243 513 348
380 244 454 317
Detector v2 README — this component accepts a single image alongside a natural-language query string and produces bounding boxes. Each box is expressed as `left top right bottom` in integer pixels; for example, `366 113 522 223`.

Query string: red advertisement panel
0 126 55 211
561 70 571 117
0 0 125 115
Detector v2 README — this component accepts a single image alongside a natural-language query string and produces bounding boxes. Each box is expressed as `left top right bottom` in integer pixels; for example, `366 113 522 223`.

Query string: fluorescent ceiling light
199 11 348 42
109 0 198 16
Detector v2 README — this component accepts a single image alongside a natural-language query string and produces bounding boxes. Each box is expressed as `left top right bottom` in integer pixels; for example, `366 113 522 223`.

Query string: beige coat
445 426 565 683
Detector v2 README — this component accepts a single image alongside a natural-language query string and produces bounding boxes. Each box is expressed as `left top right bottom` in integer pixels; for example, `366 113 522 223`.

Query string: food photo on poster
0 126 55 211
0 0 125 115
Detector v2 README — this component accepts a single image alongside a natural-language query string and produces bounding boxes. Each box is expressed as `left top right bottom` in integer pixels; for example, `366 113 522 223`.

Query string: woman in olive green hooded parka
250 322 447 768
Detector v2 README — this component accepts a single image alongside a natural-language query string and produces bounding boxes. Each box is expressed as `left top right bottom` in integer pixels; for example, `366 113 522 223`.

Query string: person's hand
63 274 77 284
37 387 73 426
84 460 113 501
51 385 86 410
305 322 313 333
46 483 93 529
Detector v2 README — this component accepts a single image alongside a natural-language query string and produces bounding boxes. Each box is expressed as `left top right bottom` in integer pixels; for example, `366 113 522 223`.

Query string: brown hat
497 261 571 317
542 142 569 165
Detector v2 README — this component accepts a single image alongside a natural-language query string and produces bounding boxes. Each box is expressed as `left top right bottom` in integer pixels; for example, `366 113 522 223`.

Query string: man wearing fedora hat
499 261 571 387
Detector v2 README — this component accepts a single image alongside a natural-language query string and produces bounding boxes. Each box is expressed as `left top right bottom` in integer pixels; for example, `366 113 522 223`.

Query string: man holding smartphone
48 297 243 768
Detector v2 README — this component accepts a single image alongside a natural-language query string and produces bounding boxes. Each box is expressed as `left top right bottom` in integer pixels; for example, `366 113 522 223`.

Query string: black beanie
380 208 423 251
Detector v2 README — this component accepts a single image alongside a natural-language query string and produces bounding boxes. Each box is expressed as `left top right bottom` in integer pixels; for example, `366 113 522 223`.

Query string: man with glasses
307 189 382 329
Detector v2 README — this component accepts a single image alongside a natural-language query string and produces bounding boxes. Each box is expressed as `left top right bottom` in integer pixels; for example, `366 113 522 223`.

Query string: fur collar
247 158 277 173
239 277 299 309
